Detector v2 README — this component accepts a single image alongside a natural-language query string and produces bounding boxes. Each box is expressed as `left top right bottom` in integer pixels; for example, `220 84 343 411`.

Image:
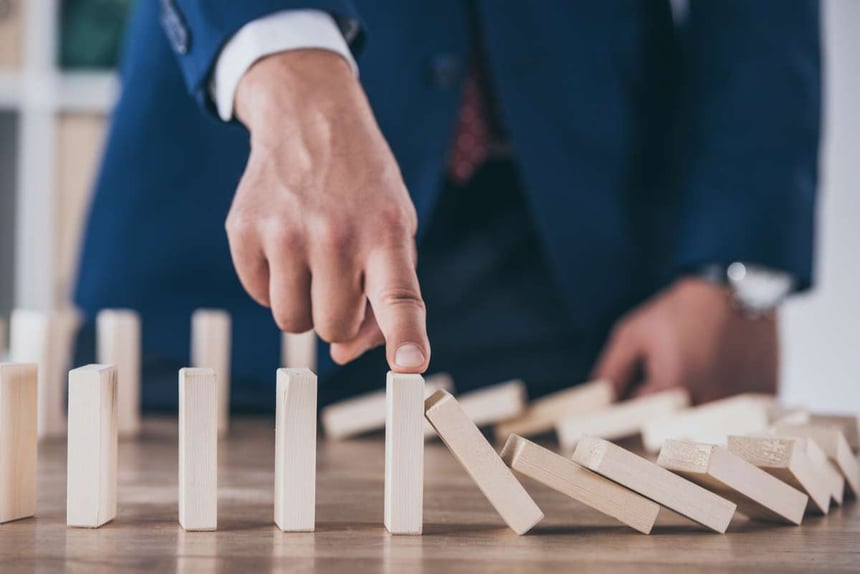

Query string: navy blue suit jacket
75 0 821 406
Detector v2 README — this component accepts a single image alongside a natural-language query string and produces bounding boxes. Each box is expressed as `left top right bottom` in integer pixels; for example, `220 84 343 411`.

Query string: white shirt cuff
211 9 359 121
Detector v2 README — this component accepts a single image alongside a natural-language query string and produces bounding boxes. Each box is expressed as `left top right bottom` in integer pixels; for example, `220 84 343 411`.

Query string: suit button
160 0 190 55
427 54 464 89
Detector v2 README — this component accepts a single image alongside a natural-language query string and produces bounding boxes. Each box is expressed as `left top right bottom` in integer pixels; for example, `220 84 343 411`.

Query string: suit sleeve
672 0 821 290
159 0 364 113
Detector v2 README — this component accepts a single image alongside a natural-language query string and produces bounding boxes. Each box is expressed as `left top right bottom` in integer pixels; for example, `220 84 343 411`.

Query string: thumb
592 323 645 400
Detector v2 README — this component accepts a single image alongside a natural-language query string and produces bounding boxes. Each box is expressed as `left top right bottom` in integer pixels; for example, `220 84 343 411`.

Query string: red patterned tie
447 70 491 185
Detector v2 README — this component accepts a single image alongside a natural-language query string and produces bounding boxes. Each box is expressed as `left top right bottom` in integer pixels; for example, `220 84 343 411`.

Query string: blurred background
0 0 857 410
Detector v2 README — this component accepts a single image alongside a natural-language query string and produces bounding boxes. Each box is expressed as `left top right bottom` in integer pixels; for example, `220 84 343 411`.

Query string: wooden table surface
1 417 858 573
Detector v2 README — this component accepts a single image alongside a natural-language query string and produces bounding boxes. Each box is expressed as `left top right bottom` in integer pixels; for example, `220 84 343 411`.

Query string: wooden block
424 380 526 440
425 390 543 534
384 372 424 535
0 363 38 523
783 435 845 506
66 365 118 528
500 434 659 534
281 330 317 371
727 435 831 514
0 0 23 69
657 440 808 525
572 437 737 533
556 388 690 452
322 372 453 440
0 316 6 358
179 368 218 531
771 423 859 497
640 394 772 453
494 380 614 440
10 308 79 438
96 309 141 438
274 368 317 532
807 414 860 452
191 309 231 437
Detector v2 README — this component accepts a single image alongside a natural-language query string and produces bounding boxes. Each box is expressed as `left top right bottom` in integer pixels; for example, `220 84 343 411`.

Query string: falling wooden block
96 309 141 438
281 330 317 371
807 414 860 452
657 440 808 525
322 372 453 440
775 435 845 506
727 435 831 514
425 390 543 534
0 363 38 524
67 365 118 528
10 308 79 438
771 423 859 497
494 380 614 440
384 372 424 535
572 436 736 533
640 394 772 453
191 309 231 437
274 368 317 532
179 368 218 531
556 388 690 452
424 380 526 440
500 434 659 534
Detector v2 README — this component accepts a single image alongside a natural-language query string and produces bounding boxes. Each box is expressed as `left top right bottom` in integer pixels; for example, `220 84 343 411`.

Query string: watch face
727 263 794 312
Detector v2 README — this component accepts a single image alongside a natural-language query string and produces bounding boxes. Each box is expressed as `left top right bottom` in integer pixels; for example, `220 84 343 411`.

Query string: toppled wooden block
384 372 424 535
424 380 526 440
657 440 808 525
500 434 659 534
0 363 38 524
771 423 859 497
572 437 737 533
807 414 859 452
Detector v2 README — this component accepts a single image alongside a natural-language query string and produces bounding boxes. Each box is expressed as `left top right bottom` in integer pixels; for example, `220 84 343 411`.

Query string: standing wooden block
657 440 808 525
727 435 831 514
274 368 317 532
424 380 526 440
771 423 859 496
191 309 231 437
640 394 772 453
494 380 614 440
281 330 317 371
556 388 690 452
179 368 218 531
384 372 424 535
572 437 737 533
0 363 38 524
96 309 141 438
807 414 860 451
425 390 543 534
500 434 659 534
67 365 118 528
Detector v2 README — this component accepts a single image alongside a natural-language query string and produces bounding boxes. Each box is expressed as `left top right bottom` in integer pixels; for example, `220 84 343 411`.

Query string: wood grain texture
96 309 141 438
425 390 543 534
191 309 231 437
66 364 117 528
425 380 526 440
760 433 846 506
0 363 38 524
179 368 218 531
573 437 737 533
772 423 860 497
274 368 317 532
384 372 424 534
657 440 808 525
500 434 659 534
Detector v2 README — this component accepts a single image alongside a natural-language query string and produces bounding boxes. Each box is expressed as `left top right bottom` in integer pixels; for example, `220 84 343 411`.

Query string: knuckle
314 321 359 344
225 212 256 241
264 220 301 247
377 287 425 312
273 310 312 334
376 203 416 242
313 218 353 253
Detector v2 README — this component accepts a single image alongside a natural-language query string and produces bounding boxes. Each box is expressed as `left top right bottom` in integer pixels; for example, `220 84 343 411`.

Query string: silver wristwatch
697 263 794 317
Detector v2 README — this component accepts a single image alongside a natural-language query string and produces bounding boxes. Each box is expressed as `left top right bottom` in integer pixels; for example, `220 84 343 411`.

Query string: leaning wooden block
771 423 859 497
727 435 831 514
281 330 317 371
0 363 38 524
424 380 526 440
322 372 452 439
500 435 659 534
756 432 846 506
657 440 808 525
426 390 543 534
191 309 231 437
572 436 736 533
274 368 317 532
384 372 424 535
179 368 218 531
641 393 772 453
807 414 859 451
96 309 141 438
556 388 689 452
67 365 118 528
494 379 614 440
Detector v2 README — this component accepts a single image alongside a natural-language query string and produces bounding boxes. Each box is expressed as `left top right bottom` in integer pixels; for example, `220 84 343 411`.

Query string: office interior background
0 0 857 411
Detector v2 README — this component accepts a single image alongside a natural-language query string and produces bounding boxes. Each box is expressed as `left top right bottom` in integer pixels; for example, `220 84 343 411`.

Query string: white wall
781 0 860 411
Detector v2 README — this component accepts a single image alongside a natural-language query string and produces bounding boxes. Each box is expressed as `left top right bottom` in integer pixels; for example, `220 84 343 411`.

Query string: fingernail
394 343 425 369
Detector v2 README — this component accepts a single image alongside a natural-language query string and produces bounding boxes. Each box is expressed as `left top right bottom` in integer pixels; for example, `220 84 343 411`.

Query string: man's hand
592 277 778 403
227 50 430 373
